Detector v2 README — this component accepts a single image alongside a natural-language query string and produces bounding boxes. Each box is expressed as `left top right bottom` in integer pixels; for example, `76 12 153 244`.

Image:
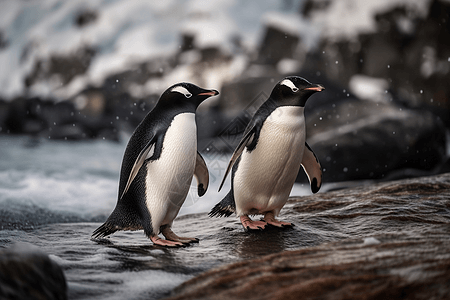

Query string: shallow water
2 136 449 300
0 135 312 299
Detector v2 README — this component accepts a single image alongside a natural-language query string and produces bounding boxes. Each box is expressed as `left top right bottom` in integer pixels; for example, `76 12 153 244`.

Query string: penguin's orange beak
198 90 219 96
305 85 325 92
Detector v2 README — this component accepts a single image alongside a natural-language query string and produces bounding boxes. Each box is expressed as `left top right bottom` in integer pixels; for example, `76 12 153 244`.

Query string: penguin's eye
171 86 192 98
292 87 299 92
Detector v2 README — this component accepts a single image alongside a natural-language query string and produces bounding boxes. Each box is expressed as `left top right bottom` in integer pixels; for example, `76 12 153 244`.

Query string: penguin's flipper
209 190 236 217
120 135 157 199
301 142 322 193
194 151 209 197
218 127 256 191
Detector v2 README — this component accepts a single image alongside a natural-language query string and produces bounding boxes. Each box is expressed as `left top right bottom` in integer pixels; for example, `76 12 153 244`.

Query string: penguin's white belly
144 113 197 231
234 106 305 216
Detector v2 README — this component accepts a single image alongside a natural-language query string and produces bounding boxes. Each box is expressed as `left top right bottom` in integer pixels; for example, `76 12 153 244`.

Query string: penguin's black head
271 76 324 107
159 82 219 111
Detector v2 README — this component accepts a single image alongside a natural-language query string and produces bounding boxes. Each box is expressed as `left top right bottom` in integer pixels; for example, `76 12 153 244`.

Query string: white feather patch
171 86 192 98
280 79 298 92
144 113 197 231
233 106 305 216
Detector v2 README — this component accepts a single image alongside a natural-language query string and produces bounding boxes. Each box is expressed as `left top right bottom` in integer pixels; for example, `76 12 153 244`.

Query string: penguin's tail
91 222 118 239
208 190 236 218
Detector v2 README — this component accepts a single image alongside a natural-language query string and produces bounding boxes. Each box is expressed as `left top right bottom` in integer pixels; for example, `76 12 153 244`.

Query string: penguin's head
160 83 219 110
272 76 324 107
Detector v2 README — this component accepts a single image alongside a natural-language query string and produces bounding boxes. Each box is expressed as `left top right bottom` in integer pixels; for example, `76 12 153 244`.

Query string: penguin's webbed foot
161 226 199 244
263 212 294 228
240 215 267 231
150 235 184 247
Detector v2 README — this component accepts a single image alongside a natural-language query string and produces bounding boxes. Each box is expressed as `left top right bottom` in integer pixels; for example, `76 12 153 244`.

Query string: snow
0 0 308 101
349 74 390 103
263 11 319 50
0 0 438 101
309 0 431 41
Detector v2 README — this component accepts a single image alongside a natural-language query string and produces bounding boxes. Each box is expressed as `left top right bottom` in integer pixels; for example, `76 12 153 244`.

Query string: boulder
0 243 67 300
166 173 450 300
304 98 447 182
303 0 450 126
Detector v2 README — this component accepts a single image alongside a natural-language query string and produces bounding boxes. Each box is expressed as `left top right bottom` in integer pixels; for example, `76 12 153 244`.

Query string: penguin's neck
156 100 197 114
266 106 305 126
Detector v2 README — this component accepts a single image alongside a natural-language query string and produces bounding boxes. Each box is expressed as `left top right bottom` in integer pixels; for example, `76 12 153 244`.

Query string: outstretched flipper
120 134 157 200
301 142 322 193
194 151 209 196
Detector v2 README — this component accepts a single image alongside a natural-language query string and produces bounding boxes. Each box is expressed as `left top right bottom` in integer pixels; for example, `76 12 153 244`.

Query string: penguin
92 83 219 246
209 76 323 231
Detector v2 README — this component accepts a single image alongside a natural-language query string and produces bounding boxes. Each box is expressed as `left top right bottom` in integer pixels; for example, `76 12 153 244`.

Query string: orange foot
240 215 267 231
150 235 183 247
161 226 199 244
263 212 294 228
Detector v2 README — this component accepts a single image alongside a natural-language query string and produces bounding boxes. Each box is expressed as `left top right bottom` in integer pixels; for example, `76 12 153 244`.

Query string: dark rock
75 9 97 27
0 30 8 49
2 96 122 141
25 47 96 88
218 76 279 117
304 0 450 126
166 173 450 300
0 243 67 300
301 0 332 18
257 25 300 65
0 99 8 133
303 98 447 182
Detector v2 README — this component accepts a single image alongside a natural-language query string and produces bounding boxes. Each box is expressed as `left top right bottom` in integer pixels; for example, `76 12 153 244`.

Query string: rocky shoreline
166 173 450 300
1 173 449 299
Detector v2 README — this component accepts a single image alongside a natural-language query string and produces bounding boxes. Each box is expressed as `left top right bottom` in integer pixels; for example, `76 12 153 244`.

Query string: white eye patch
280 79 299 92
171 86 192 98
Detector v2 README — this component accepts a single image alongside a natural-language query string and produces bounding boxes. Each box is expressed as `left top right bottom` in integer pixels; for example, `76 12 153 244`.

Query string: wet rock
304 98 447 182
166 173 450 300
0 243 67 300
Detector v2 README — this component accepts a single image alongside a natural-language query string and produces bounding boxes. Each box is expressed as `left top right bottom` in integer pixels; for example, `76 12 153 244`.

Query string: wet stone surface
167 173 450 300
1 173 449 299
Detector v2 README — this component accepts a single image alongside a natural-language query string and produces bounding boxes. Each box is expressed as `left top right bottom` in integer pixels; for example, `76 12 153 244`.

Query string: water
3 135 448 299
0 135 312 299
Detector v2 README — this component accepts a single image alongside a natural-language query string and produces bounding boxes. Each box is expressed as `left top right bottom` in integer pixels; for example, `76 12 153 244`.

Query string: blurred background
0 0 449 220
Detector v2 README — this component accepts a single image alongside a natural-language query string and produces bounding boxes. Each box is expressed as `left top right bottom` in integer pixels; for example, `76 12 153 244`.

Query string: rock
166 173 450 300
0 243 67 300
304 0 450 126
257 25 300 65
25 47 96 88
303 98 447 182
75 9 98 27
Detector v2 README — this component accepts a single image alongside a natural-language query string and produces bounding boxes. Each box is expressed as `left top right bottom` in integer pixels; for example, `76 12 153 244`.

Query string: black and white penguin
209 76 323 230
92 83 219 246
